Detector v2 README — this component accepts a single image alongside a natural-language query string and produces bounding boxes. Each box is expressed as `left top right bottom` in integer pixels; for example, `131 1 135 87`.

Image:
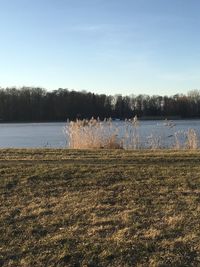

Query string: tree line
0 87 200 122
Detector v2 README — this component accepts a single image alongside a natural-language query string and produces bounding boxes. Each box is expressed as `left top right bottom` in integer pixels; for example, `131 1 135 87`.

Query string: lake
0 120 200 148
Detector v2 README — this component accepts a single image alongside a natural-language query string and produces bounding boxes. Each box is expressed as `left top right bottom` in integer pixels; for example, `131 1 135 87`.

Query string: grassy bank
0 149 200 266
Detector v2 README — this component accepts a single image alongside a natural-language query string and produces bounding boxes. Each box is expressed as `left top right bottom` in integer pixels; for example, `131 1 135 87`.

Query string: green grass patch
0 149 200 266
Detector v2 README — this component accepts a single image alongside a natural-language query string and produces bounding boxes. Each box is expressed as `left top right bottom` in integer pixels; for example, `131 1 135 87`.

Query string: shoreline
1 117 200 123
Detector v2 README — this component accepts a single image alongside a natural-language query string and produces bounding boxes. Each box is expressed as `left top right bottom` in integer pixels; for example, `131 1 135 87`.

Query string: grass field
0 149 200 266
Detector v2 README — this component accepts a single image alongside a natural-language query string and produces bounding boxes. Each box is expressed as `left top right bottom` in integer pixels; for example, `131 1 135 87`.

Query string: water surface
0 120 200 148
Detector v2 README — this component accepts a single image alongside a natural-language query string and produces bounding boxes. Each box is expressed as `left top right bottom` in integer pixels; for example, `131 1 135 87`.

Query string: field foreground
0 149 200 266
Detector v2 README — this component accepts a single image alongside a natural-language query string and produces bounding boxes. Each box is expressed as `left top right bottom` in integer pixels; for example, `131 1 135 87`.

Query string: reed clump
66 118 123 149
173 129 199 150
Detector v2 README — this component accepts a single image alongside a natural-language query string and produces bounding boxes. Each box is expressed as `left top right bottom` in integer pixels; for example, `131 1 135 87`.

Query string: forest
0 87 200 122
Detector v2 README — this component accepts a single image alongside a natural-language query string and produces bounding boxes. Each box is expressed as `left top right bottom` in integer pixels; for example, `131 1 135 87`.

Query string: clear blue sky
0 0 200 96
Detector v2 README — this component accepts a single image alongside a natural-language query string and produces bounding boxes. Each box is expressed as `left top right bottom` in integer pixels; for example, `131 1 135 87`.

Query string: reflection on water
0 120 199 148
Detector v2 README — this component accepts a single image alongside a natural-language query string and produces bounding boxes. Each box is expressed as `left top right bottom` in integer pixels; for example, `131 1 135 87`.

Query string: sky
0 0 200 96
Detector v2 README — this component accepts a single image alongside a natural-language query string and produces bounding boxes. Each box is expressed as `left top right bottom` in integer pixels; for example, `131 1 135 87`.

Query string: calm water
0 120 200 148
0 122 67 148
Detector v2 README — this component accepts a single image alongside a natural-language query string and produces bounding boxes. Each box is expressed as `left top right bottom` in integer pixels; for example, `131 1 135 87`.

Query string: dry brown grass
0 149 200 266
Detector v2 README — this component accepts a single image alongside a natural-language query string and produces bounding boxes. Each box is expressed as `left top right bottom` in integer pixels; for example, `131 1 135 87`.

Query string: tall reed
186 128 198 149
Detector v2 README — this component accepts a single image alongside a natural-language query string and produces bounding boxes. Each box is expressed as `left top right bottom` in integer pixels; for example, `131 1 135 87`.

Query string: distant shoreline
1 116 200 123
